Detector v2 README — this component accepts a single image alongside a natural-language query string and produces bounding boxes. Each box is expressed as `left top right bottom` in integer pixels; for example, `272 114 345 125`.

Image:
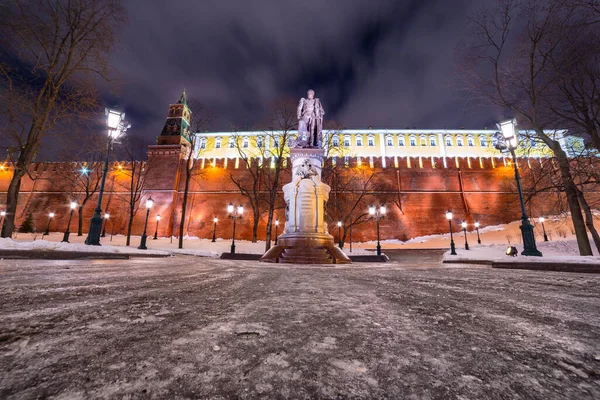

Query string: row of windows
331 135 488 148
199 135 489 150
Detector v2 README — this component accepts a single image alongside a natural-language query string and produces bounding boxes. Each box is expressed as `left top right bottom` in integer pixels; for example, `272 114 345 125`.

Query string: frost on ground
1 255 599 399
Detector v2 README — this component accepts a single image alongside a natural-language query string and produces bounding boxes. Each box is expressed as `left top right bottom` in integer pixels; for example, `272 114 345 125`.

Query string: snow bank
0 238 170 257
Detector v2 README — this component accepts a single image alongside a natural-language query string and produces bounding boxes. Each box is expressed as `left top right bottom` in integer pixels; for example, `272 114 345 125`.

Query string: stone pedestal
261 148 351 264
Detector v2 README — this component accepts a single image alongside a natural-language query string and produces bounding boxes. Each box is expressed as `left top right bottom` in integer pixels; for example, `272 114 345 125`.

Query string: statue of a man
296 89 325 148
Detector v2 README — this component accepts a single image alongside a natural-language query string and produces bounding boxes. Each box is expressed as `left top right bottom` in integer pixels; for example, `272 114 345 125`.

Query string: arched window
228 136 235 148
343 135 351 147
409 135 417 147
256 136 264 148
467 135 475 147
356 135 363 146
420 135 427 147
386 135 393 146
479 135 488 147
332 135 339 147
200 138 207 149
242 136 249 148
367 135 375 147
445 135 453 147
215 137 222 149
429 135 437 146
456 136 464 147
398 136 405 146
273 136 280 148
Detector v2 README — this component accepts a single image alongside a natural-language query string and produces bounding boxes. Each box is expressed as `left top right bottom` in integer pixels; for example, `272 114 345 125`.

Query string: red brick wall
0 151 579 242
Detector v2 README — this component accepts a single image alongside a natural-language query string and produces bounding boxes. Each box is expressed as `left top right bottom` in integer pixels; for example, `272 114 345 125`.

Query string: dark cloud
107 0 500 145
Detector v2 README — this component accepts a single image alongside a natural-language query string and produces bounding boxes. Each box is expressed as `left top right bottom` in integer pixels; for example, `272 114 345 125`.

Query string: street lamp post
274 219 279 245
62 201 77 243
337 221 343 248
474 222 482 244
138 197 155 250
539 217 549 242
153 215 161 240
101 213 109 237
0 211 5 232
369 204 386 256
211 217 218 242
446 210 457 255
496 119 542 256
228 203 244 254
461 221 470 250
44 212 55 236
86 108 130 246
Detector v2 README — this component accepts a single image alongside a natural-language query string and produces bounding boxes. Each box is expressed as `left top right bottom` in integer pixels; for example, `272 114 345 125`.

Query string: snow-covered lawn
0 237 170 257
4 214 598 262
443 240 600 264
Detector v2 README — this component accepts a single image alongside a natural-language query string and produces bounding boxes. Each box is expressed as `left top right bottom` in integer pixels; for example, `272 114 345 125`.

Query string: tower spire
178 88 187 106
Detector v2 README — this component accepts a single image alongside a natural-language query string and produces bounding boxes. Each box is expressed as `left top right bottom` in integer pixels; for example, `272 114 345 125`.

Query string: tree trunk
1 167 25 238
77 205 84 236
554 147 592 255
178 171 191 249
577 189 600 254
252 208 259 243
126 208 134 246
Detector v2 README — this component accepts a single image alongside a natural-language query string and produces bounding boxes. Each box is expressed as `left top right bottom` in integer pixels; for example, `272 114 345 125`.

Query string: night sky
107 0 501 145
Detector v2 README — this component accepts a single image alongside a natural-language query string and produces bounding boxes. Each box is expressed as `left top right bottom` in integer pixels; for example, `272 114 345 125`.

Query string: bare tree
177 98 213 249
56 134 108 235
229 130 267 243
0 0 124 238
323 163 387 247
115 137 153 246
458 0 594 255
260 99 296 252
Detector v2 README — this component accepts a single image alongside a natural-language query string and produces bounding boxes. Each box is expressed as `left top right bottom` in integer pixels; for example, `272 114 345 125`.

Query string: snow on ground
444 241 600 264
4 214 598 261
1 257 599 398
0 237 170 257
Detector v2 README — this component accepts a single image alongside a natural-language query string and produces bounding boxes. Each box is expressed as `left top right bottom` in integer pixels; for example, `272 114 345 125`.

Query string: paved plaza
1 253 599 399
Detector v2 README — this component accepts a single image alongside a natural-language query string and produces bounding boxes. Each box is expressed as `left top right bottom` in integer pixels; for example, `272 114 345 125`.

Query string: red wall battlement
0 153 574 243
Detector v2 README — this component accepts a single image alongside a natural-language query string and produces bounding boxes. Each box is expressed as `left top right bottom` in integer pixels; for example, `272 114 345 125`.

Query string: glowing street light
101 213 109 238
61 201 77 243
369 204 386 256
153 214 162 240
461 221 470 250
138 197 155 250
211 216 218 242
86 107 130 246
44 212 55 236
274 218 280 245
337 221 343 248
228 203 243 254
539 217 549 242
446 210 457 255
474 221 482 244
496 119 542 256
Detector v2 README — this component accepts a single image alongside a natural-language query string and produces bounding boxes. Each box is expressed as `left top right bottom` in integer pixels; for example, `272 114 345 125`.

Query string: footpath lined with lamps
228 203 244 254
369 204 386 256
61 201 78 243
86 107 130 246
494 118 542 257
138 197 155 250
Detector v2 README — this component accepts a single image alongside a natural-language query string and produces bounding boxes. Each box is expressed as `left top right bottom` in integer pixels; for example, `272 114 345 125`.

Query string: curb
443 258 600 273
492 262 600 273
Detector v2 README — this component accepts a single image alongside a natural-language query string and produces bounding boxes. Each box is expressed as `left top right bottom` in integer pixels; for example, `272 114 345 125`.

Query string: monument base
260 232 351 264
